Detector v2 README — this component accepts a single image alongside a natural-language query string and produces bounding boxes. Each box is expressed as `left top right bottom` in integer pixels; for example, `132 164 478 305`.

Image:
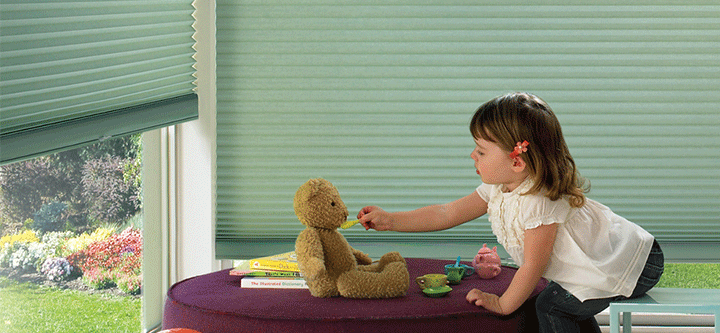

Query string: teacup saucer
422 285 452 297
444 263 474 275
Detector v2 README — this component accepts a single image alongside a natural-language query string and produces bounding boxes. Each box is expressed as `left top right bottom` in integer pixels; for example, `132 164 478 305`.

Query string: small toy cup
443 263 475 282
415 274 448 290
446 266 468 284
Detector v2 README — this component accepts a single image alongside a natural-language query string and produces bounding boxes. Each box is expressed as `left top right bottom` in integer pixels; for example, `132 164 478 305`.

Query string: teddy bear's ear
301 178 326 198
294 178 325 207
306 178 325 194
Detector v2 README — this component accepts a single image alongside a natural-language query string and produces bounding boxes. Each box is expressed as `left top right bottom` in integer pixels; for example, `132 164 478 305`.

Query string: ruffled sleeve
475 183 492 202
519 194 575 230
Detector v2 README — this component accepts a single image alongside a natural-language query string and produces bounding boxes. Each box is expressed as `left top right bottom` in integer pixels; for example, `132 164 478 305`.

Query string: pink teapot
471 243 502 279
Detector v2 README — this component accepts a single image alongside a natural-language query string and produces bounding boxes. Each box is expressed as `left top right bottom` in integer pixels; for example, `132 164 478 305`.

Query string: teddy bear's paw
307 276 339 298
384 262 410 284
372 251 406 271
380 251 406 265
355 263 378 272
353 250 373 266
355 252 407 273
375 262 410 297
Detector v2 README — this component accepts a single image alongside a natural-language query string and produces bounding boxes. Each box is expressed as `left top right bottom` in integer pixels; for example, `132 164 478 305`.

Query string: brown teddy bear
294 178 409 298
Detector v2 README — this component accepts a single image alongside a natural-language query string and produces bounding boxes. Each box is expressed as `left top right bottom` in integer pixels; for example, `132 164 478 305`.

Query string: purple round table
163 258 548 333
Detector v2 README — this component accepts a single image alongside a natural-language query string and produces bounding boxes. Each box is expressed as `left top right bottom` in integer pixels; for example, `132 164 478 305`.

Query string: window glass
0 134 143 332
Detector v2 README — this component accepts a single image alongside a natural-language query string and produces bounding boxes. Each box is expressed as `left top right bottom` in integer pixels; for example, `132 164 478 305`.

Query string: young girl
357 92 664 332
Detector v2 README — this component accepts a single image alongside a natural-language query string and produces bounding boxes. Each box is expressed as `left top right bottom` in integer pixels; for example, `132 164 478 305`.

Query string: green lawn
656 263 720 289
0 277 141 333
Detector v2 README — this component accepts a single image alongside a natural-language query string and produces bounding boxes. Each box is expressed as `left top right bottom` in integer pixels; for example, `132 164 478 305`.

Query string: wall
175 0 229 281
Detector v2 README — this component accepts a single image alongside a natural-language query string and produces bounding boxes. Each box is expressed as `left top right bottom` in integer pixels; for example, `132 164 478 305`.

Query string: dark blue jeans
535 240 664 333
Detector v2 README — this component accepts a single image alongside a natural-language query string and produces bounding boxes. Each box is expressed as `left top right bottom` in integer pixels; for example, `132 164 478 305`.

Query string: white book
240 277 308 289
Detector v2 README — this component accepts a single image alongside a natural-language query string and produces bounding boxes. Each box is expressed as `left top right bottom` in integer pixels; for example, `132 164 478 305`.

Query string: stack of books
230 251 307 289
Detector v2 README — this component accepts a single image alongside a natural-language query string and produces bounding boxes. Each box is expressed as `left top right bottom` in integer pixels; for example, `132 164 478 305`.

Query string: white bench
608 288 720 333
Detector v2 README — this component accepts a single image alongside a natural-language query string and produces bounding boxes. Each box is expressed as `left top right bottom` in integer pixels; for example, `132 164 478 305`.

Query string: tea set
415 244 502 297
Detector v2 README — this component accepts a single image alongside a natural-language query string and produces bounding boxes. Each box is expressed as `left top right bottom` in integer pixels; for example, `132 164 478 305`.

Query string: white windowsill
596 309 716 333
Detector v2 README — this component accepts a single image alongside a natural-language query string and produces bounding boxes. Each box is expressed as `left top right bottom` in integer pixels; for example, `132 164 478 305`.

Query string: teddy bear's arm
295 228 326 279
350 247 373 266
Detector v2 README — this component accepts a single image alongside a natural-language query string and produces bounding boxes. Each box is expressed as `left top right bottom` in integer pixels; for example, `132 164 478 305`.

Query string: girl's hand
466 289 505 315
357 206 394 231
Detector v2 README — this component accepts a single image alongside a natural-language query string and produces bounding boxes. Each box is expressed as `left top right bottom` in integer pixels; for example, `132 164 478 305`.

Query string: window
1 135 144 331
2 2 199 329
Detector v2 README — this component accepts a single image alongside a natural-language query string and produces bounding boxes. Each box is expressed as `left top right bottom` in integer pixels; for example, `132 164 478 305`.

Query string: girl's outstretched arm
357 191 488 232
467 223 558 315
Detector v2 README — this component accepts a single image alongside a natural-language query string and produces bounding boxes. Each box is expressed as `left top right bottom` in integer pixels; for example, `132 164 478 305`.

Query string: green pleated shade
1 0 198 164
215 0 720 259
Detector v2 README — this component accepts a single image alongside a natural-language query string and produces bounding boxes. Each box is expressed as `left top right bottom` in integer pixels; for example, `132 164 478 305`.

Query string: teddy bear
294 178 409 298
471 243 502 279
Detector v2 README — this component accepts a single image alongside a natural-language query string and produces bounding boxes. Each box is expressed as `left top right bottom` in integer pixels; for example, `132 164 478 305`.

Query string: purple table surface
163 257 548 333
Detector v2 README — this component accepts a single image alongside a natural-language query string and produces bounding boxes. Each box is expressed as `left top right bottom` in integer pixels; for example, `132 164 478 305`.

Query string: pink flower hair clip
509 141 529 159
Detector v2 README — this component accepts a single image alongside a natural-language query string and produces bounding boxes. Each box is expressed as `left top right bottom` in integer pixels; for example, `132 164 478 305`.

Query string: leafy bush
1 135 141 235
32 202 67 232
0 244 9 268
40 257 74 281
81 157 141 224
0 158 60 223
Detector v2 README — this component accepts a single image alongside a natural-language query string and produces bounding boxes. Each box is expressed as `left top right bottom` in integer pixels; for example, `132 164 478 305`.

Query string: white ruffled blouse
477 178 654 301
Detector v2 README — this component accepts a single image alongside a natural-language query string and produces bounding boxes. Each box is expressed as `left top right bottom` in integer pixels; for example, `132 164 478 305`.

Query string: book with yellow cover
248 251 299 272
230 259 301 277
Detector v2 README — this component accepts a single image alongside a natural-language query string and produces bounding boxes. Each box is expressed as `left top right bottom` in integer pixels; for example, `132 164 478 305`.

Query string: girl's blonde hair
470 92 589 207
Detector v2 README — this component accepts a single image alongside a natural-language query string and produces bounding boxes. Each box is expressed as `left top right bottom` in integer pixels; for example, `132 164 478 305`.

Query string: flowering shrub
40 231 74 258
0 231 74 272
115 227 142 276
68 227 142 291
81 267 116 289
41 257 74 281
1 230 42 270
68 227 141 273
8 241 47 271
0 229 39 248
116 273 142 295
6 244 31 270
61 227 114 256
1 226 142 295
1 235 13 248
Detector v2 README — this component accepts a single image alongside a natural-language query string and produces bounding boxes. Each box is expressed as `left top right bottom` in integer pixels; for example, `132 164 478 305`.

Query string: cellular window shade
215 0 720 259
0 0 198 165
